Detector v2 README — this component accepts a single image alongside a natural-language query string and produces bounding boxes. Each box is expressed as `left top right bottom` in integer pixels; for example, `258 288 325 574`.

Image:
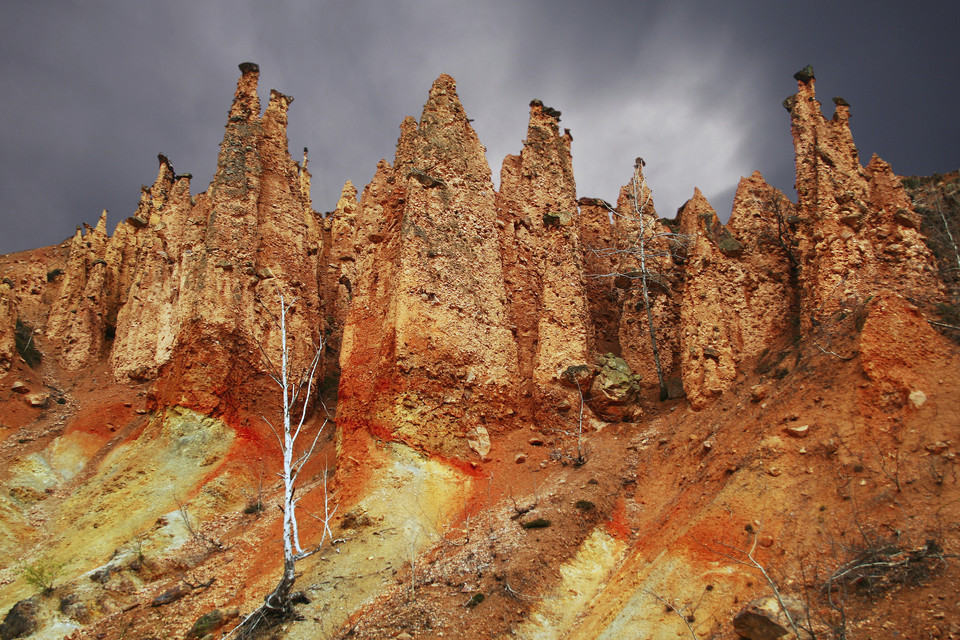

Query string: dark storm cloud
1 0 957 254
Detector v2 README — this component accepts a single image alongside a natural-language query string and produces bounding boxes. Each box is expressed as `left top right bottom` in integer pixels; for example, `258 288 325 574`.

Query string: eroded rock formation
496 100 591 422
785 66 940 330
0 284 15 370
4 63 960 640
20 64 951 438
676 189 742 409
41 64 324 418
594 165 684 400
320 180 360 359
337 75 520 457
727 171 800 353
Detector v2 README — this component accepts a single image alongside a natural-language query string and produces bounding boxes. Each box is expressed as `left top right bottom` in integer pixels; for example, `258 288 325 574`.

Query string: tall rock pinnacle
496 99 590 421
40 64 323 419
785 66 940 329
337 74 520 459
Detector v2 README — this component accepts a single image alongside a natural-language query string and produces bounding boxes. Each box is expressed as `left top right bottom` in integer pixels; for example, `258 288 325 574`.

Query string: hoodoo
1 64 957 640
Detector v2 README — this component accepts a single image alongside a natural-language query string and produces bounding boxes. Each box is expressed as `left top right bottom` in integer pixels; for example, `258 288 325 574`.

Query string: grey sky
1 0 957 254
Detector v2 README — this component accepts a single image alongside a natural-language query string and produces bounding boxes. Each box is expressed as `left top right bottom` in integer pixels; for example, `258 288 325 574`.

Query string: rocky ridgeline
1 65 947 453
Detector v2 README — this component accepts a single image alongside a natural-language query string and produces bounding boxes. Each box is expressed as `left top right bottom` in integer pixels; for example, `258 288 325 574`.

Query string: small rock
466 426 491 457
733 595 808 640
528 437 545 446
11 381 29 394
785 424 810 438
909 389 927 408
767 466 782 477
926 441 949 455
151 585 190 607
515 454 526 464
749 384 767 403
25 393 48 408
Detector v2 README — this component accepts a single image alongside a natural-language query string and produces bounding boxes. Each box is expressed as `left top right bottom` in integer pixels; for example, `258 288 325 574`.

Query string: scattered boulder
11 381 29 394
588 356 641 422
59 595 90 624
0 597 39 640
785 424 810 438
25 393 48 408
560 364 596 390
466 426 491 457
150 584 190 607
909 389 927 408
733 595 807 640
340 507 373 530
750 384 768 403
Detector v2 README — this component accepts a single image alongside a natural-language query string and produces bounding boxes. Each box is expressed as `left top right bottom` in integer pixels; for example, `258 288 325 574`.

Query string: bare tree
591 159 689 400
753 191 800 281
692 523 807 640
233 284 336 635
904 173 960 336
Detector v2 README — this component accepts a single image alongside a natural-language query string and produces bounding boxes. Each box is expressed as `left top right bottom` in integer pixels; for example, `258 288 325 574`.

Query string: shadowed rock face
785 67 941 331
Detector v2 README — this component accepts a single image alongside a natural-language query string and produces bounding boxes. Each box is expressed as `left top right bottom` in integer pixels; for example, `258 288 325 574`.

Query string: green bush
22 559 65 594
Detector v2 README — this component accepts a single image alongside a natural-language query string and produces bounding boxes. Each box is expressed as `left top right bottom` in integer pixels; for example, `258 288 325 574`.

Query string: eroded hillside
1 64 958 640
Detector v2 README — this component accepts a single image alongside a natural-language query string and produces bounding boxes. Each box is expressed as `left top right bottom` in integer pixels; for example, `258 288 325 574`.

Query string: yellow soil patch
516 528 628 640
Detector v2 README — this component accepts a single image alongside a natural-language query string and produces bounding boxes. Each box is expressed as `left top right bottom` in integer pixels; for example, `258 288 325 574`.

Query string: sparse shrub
574 499 595 511
822 539 946 597
22 559 66 594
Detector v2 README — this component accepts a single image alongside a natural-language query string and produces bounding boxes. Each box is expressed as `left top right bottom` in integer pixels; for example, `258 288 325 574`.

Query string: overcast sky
1 0 958 255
